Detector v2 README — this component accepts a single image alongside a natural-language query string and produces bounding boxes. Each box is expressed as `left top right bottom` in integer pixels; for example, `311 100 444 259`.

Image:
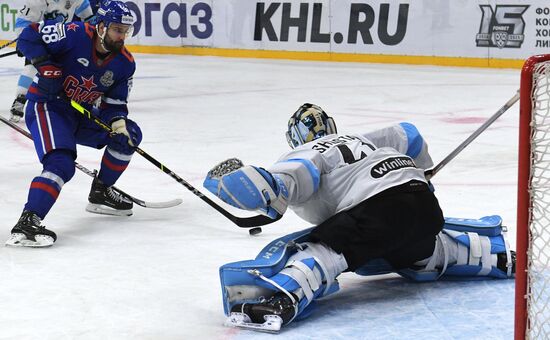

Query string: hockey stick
0 114 182 209
0 51 17 58
0 38 17 51
425 91 520 180
69 100 281 228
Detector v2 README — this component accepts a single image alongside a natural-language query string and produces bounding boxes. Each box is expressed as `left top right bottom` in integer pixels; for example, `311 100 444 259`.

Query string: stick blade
133 198 183 209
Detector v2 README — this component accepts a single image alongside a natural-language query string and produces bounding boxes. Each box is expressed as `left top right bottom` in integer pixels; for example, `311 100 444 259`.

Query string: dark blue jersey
17 20 135 123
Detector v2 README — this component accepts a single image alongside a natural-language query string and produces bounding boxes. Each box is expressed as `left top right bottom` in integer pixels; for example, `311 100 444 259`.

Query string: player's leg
78 118 143 216
400 223 515 281
7 101 77 247
10 62 36 123
220 228 347 332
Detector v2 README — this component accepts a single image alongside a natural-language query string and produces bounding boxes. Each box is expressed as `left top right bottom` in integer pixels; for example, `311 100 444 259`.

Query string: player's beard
104 35 124 54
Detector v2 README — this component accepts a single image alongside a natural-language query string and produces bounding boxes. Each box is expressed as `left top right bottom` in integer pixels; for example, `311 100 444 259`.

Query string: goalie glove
204 160 288 219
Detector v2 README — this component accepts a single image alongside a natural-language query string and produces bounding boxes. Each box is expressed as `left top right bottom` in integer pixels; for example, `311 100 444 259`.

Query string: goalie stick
425 91 520 180
0 114 182 209
69 100 281 228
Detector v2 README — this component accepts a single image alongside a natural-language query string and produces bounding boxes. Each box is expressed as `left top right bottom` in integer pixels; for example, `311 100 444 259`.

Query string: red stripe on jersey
102 155 128 172
30 22 39 31
121 48 134 62
37 103 53 152
84 23 94 39
28 85 40 94
30 182 60 200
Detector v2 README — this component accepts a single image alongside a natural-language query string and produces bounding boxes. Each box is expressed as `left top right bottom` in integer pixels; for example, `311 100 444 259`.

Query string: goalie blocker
220 215 515 333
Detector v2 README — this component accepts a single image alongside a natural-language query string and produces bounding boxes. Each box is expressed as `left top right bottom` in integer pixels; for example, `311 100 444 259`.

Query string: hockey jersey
17 20 135 122
269 123 433 225
15 0 94 35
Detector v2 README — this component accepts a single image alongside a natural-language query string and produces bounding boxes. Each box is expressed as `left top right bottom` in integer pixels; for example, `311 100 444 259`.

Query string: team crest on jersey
65 1 71 10
100 71 115 87
67 23 79 31
64 75 102 105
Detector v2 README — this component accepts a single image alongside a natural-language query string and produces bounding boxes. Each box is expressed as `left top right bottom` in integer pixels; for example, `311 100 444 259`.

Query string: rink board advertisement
1 0 550 66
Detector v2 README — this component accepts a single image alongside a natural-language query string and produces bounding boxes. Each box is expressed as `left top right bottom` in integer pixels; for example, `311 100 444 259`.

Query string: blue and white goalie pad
220 215 514 332
356 216 513 281
398 215 513 281
219 228 345 332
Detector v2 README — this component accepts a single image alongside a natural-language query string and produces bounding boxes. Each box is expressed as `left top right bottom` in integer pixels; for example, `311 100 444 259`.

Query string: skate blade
5 233 54 248
224 312 282 333
86 203 133 217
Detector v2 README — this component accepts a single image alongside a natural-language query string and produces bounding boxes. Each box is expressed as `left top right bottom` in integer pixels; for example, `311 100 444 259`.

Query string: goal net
516 54 550 340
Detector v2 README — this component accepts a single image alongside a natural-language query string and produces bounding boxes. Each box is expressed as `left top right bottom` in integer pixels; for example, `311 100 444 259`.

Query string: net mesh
528 60 550 339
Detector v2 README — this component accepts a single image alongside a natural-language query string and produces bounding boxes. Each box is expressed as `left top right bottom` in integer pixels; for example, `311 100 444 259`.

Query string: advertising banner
1 1 549 64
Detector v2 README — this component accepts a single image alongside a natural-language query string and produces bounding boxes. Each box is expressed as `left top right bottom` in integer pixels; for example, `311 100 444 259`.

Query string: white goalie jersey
15 0 94 35
269 123 433 225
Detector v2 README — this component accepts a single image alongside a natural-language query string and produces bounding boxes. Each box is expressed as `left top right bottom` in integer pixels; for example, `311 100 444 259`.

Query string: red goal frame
515 54 550 340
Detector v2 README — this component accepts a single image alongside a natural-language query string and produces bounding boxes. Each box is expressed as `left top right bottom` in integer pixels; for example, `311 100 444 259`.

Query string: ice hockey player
6 0 139 247
204 103 516 332
10 0 95 123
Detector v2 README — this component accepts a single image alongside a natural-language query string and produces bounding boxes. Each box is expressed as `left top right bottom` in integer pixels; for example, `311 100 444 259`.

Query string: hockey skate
498 250 516 274
6 211 57 247
86 177 133 216
9 94 26 123
225 292 297 333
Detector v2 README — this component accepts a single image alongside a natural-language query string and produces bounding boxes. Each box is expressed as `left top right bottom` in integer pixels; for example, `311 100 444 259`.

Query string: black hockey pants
309 180 445 271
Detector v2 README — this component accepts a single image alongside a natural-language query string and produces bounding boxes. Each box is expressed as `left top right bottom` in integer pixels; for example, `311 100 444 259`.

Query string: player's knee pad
399 215 514 281
219 227 346 325
42 149 76 183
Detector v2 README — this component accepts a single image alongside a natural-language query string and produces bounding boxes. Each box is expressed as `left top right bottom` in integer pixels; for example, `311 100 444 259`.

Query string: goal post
516 54 550 340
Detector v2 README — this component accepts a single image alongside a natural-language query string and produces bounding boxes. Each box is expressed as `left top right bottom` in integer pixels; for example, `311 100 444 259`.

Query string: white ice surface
0 53 518 339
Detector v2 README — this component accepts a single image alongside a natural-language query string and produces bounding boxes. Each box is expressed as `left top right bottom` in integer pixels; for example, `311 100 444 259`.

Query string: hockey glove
34 62 64 101
204 163 288 219
107 118 142 155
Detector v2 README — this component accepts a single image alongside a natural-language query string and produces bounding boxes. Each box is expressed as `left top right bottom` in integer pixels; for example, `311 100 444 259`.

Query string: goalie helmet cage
516 54 550 340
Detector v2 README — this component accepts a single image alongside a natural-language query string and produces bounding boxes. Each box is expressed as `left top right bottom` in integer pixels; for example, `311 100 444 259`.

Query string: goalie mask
286 103 337 148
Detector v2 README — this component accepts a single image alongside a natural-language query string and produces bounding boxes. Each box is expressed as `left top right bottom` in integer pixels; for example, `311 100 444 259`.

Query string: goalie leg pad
443 215 504 236
220 228 347 329
220 228 314 316
400 225 514 281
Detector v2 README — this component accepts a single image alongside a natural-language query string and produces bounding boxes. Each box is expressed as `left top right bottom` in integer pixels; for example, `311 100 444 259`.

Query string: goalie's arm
203 153 322 219
204 160 289 219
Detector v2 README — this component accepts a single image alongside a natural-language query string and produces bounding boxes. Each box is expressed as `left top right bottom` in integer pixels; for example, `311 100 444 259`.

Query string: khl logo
476 5 529 48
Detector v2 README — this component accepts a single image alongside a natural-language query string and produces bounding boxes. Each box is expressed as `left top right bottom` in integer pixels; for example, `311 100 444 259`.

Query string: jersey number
41 24 66 44
336 142 375 165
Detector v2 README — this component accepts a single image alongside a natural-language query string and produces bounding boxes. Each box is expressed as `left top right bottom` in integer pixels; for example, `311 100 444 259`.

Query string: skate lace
21 212 45 230
31 214 42 227
106 187 124 203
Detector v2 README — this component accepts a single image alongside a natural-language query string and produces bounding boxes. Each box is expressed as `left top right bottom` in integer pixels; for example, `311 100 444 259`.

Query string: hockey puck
249 227 262 235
